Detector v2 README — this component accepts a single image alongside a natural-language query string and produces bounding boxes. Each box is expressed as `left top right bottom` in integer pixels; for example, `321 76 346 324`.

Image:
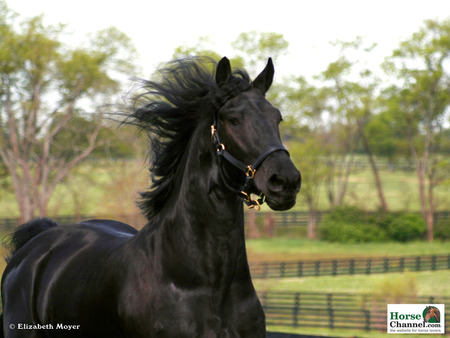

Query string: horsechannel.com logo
387 304 445 334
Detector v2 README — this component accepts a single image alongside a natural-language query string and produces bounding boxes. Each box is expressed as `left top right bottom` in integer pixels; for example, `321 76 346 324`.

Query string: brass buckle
246 165 256 179
211 125 216 138
241 191 261 211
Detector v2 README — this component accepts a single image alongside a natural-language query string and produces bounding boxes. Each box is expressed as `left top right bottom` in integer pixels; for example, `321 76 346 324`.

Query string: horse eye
227 117 239 126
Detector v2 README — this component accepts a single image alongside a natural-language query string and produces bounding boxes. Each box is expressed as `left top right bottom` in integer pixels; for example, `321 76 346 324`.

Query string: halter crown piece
211 112 288 210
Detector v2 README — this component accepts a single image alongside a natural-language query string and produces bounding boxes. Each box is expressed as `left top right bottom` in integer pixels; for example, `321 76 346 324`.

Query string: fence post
384 258 389 273
366 258 372 275
297 262 303 277
315 261 321 276
399 257 405 272
280 262 285 278
416 256 421 271
293 293 300 327
332 260 337 276
364 310 371 331
431 256 436 271
327 293 334 329
349 259 355 275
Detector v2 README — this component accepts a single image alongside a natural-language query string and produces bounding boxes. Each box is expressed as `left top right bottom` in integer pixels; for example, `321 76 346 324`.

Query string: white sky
6 0 450 80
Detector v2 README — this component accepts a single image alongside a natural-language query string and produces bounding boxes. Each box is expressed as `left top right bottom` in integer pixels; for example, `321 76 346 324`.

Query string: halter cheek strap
211 121 289 210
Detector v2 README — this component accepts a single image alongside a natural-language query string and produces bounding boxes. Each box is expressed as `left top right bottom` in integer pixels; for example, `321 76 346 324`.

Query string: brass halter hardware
241 191 261 211
246 166 256 179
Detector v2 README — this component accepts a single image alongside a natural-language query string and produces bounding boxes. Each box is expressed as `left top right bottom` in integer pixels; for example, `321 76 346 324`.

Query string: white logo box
387 304 445 334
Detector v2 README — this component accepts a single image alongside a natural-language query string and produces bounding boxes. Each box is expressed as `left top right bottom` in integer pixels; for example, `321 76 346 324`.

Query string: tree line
0 0 449 240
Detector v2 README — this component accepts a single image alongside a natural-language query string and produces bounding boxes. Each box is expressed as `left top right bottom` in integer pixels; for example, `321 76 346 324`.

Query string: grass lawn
253 270 450 297
246 238 450 261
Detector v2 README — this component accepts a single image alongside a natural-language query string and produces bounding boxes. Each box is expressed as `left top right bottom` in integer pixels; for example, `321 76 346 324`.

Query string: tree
318 38 389 211
383 18 450 241
231 31 288 71
289 130 328 239
0 2 137 222
173 36 228 63
282 77 329 238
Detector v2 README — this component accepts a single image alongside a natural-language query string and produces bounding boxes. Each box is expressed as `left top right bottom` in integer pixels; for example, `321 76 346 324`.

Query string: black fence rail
250 254 450 279
260 291 450 332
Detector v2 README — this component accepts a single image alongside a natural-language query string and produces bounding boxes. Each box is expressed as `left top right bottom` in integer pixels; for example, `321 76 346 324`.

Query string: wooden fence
250 254 450 279
260 291 450 332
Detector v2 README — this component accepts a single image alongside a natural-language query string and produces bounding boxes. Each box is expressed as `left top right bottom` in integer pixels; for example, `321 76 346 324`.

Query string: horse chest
120 279 264 337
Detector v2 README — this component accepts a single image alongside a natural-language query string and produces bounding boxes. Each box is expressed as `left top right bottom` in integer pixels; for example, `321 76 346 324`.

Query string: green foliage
320 207 388 243
320 207 427 243
434 218 450 240
231 31 288 68
173 36 221 61
387 214 426 242
321 221 388 243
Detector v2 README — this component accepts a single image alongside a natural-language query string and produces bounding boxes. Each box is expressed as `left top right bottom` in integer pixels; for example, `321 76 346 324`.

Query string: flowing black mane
126 57 251 220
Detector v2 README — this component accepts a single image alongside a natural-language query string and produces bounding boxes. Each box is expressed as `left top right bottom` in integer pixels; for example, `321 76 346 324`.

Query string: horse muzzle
254 152 301 211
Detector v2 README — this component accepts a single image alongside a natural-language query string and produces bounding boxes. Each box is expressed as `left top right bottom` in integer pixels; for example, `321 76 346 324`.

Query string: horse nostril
268 174 286 192
268 170 301 194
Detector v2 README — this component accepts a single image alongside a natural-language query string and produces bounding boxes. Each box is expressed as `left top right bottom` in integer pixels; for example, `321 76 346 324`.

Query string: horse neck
165 123 245 232
134 123 248 284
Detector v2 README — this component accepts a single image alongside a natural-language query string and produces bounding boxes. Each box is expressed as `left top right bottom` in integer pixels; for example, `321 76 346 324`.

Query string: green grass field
246 238 450 261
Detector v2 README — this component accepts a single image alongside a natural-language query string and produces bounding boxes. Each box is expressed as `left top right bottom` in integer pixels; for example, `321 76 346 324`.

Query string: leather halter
211 114 289 210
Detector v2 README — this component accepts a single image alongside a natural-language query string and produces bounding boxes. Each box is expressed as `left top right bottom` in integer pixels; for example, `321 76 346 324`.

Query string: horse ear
216 57 232 86
252 58 274 95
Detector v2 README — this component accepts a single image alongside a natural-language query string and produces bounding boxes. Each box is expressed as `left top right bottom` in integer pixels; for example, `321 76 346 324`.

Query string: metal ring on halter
241 191 261 211
249 200 261 211
246 166 256 179
216 143 225 154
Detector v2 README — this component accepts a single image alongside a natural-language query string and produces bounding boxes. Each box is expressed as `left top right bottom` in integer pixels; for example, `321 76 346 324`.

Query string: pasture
247 239 450 295
246 239 449 337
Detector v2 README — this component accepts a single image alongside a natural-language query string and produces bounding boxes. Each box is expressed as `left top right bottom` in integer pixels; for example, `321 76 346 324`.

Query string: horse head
213 57 301 211
425 306 440 323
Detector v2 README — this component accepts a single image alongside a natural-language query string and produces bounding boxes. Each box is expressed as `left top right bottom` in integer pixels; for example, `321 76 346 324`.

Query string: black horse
1 57 301 337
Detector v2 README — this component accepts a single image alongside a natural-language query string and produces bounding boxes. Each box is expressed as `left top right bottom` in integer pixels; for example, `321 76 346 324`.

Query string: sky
6 0 450 80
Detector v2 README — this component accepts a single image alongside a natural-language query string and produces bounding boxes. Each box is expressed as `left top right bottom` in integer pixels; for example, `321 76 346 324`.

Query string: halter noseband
211 114 288 210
